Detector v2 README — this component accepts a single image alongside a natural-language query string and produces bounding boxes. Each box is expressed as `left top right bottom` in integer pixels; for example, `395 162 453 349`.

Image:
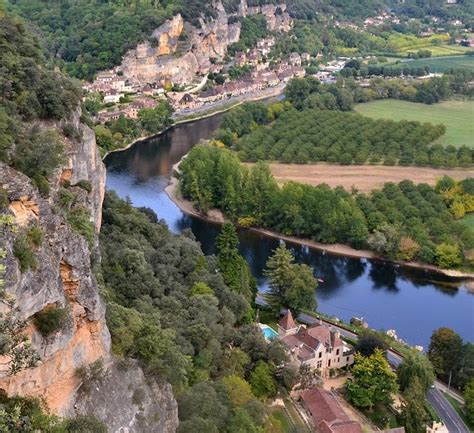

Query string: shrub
0 187 8 209
34 306 68 336
59 188 76 209
60 415 107 433
32 174 50 197
62 123 82 142
73 179 92 193
68 206 95 246
13 235 36 272
27 226 43 247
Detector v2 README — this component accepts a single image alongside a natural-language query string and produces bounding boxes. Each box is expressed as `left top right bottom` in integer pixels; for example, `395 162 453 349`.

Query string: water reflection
104 114 474 347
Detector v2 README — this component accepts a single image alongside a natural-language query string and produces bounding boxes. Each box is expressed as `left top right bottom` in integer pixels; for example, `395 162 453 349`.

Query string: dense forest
179 144 474 269
8 0 473 81
100 192 301 433
0 6 82 193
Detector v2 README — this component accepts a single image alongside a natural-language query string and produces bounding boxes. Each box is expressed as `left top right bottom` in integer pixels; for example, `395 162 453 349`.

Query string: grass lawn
355 100 474 148
361 403 399 429
269 408 291 433
460 214 474 233
401 54 474 72
442 392 473 430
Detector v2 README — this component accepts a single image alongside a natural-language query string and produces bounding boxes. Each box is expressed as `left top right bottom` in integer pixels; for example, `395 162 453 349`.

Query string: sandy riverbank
165 168 474 281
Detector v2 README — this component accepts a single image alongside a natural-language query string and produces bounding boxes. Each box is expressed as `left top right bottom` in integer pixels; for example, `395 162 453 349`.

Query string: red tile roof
301 388 362 433
279 310 296 330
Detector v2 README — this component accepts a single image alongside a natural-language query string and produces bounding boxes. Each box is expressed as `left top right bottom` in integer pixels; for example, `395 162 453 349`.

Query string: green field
401 55 474 72
355 100 474 148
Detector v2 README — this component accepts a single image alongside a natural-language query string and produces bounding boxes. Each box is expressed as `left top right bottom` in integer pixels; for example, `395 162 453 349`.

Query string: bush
60 415 107 433
27 226 43 247
32 174 50 197
34 306 68 336
13 235 36 272
0 187 8 209
68 206 95 246
73 180 92 193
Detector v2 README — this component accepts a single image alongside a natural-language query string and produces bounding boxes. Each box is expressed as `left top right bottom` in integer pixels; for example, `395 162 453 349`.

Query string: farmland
401 54 474 72
260 163 472 193
355 100 474 148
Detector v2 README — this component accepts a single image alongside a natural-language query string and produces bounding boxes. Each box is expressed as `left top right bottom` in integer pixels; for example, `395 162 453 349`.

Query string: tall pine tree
217 223 256 301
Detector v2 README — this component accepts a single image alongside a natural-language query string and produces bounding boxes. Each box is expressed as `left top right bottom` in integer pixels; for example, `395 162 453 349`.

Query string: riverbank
165 167 474 281
102 84 285 160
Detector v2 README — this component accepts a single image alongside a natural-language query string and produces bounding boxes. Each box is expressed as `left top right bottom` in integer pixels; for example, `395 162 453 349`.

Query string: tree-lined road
427 388 470 433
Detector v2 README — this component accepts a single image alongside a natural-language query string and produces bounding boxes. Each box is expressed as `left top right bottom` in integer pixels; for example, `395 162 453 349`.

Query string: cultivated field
355 100 474 148
264 163 473 193
401 54 474 72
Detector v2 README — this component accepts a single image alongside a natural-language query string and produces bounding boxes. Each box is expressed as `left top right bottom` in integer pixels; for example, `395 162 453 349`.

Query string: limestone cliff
0 112 180 431
73 360 178 433
119 0 289 86
0 116 110 415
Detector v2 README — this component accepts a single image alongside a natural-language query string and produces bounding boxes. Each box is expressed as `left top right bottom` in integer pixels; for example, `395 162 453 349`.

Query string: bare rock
73 359 179 433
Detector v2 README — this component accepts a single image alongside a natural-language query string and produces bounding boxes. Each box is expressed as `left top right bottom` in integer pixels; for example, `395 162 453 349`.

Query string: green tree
399 377 430 433
249 360 277 399
217 223 255 300
435 243 463 269
428 327 463 382
190 282 214 296
464 379 474 426
264 244 317 315
397 353 435 392
222 375 254 407
346 349 399 410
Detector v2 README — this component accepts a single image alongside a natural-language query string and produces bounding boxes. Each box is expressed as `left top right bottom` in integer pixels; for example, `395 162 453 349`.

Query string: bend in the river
104 113 474 349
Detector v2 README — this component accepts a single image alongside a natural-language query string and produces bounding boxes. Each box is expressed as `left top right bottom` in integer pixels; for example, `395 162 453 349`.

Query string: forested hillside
8 0 473 81
0 6 81 188
100 192 299 433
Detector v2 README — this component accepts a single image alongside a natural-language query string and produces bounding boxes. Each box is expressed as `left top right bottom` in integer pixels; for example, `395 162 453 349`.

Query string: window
317 361 322 369
319 352 322 358
347 357 350 362
328 360 331 367
336 349 339 355
337 358 340 363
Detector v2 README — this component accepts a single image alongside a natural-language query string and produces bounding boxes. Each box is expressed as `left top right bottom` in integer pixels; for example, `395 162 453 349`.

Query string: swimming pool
261 325 279 341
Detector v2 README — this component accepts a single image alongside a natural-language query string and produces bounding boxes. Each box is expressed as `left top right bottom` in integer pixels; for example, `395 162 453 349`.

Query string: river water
104 114 474 348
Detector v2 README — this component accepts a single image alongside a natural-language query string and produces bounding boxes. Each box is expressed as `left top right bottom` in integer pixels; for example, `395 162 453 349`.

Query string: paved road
427 388 470 433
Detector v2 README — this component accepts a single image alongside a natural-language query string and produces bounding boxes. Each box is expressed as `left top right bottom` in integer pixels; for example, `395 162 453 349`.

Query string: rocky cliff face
73 360 178 433
0 114 179 431
119 0 289 86
0 117 110 415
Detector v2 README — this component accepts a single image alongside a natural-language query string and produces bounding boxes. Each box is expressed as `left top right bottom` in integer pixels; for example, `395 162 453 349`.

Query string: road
256 296 468 431
427 388 470 433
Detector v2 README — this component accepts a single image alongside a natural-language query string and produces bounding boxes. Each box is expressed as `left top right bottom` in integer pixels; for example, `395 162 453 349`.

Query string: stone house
278 311 354 377
289 52 302 66
301 52 311 63
300 387 362 433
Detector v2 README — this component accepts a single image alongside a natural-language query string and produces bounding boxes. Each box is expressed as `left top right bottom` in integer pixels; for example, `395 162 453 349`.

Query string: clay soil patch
262 163 473 193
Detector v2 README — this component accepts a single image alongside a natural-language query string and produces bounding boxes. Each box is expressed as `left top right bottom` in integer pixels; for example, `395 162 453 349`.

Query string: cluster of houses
97 97 158 123
83 70 165 106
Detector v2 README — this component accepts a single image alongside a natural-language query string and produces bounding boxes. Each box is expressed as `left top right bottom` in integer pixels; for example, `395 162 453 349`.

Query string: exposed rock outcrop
0 163 110 415
73 359 179 433
119 0 289 86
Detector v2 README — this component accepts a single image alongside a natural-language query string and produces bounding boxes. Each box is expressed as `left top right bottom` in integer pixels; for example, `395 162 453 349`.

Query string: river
104 114 474 348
